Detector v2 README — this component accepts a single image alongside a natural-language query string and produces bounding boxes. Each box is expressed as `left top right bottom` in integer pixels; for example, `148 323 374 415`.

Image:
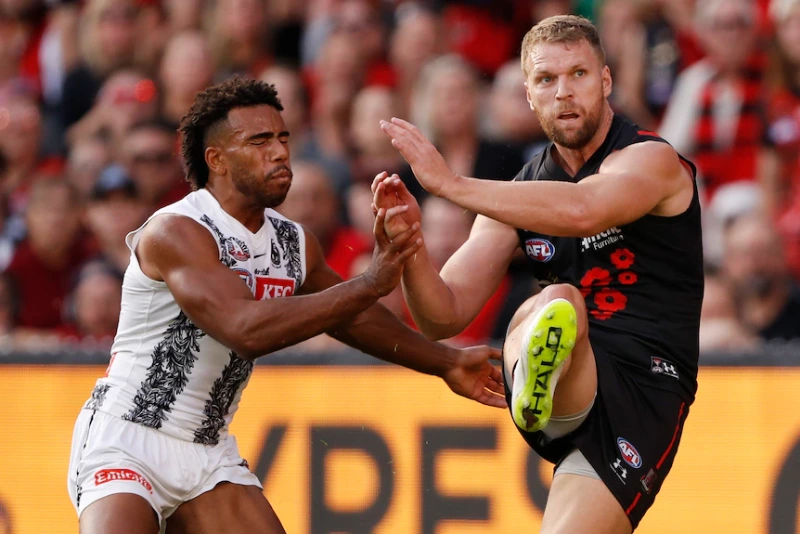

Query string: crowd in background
0 0 798 354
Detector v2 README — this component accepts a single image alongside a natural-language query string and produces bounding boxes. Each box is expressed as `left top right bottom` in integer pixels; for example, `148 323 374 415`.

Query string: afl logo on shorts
525 238 555 262
617 437 642 468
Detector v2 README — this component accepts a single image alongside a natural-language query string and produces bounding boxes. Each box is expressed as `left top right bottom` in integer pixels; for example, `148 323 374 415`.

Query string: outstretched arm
372 174 519 340
381 118 694 237
136 209 421 360
300 221 506 408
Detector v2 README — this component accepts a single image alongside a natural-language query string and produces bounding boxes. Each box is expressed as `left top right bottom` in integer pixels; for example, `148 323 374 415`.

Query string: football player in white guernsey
68 77 507 534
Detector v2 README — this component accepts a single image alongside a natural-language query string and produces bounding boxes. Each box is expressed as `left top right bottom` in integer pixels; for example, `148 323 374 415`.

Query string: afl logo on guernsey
617 438 642 468
233 268 253 289
525 238 555 262
225 237 251 262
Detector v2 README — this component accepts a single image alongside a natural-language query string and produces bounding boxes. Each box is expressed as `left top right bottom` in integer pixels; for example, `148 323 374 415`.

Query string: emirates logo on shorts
94 468 153 493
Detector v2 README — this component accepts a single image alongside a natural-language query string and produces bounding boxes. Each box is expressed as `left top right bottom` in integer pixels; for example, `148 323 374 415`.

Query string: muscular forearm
442 176 597 237
231 275 382 359
400 247 467 340
328 301 457 376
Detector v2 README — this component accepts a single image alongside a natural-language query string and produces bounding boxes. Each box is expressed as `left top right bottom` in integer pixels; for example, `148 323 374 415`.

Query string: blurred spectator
699 274 759 351
4 179 90 330
163 0 205 34
260 64 351 194
120 119 188 210
760 0 800 280
65 134 110 201
388 3 444 118
0 84 51 214
208 0 271 77
347 86 408 245
703 181 764 268
277 160 370 280
60 0 141 132
440 0 516 76
0 192 14 270
659 0 765 201
530 0 572 23
349 86 407 184
57 260 122 345
337 0 392 87
419 196 511 345
487 60 547 161
0 272 18 339
66 69 159 151
722 213 800 341
159 31 214 129
411 54 524 197
83 164 148 274
306 28 367 159
600 0 685 128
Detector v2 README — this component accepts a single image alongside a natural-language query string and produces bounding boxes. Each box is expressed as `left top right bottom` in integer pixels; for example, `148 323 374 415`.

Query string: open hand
371 171 422 241
441 345 507 408
380 118 460 197
362 207 422 297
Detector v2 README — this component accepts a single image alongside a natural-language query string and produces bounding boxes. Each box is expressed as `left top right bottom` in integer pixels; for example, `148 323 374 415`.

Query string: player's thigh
540 474 632 534
166 482 285 534
80 494 159 534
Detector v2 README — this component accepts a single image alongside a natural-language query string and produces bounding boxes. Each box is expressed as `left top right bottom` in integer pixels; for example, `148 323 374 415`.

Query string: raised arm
136 210 421 360
381 118 694 237
372 174 519 340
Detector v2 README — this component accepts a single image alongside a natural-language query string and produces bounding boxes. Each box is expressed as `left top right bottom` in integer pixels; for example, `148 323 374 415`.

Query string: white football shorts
67 408 261 527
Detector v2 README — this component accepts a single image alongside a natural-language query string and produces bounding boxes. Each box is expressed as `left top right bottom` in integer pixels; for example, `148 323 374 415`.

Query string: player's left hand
380 118 460 198
442 345 507 408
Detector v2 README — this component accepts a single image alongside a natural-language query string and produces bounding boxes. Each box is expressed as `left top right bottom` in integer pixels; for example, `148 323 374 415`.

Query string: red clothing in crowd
5 237 93 330
324 226 371 280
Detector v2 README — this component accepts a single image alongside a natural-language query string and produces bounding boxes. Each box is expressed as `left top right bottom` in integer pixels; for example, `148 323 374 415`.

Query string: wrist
431 345 459 377
438 173 466 200
356 270 384 300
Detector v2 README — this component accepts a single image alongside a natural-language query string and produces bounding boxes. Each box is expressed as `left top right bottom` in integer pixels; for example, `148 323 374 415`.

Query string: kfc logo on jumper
95 469 153 493
651 357 679 380
525 238 555 262
617 437 642 468
255 276 296 299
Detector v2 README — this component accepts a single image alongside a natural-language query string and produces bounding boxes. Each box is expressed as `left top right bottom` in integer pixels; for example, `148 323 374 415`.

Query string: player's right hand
371 171 422 241
362 207 423 296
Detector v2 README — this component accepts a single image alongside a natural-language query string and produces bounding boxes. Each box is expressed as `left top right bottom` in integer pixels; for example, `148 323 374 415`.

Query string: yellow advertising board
0 365 799 533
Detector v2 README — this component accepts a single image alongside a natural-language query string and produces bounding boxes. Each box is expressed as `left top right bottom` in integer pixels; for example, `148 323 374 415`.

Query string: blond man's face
523 40 611 149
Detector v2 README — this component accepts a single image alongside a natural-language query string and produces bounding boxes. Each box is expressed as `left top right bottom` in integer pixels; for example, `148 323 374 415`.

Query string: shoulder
138 214 219 263
603 141 682 174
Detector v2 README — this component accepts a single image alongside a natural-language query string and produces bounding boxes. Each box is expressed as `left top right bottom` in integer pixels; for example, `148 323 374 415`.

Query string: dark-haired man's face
524 40 610 149
221 105 293 208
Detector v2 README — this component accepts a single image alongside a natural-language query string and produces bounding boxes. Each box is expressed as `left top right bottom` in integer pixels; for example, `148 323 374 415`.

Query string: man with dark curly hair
67 77 506 534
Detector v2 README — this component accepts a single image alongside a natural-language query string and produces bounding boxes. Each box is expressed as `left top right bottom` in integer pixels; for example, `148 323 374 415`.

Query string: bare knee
535 284 589 340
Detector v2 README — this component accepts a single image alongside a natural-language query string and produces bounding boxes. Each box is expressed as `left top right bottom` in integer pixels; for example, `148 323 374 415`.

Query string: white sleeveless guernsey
83 189 307 445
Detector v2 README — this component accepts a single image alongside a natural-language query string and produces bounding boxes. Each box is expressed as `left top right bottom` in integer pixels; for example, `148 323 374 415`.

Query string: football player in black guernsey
374 14 702 534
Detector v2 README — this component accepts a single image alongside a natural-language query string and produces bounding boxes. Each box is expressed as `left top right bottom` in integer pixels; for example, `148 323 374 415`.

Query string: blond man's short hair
520 15 606 78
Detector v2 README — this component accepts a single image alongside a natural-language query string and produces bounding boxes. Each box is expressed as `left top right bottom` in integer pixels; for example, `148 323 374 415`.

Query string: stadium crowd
0 0 798 353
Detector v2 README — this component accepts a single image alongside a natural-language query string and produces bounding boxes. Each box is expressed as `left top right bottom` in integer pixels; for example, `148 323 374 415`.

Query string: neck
553 105 614 176
205 182 265 233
